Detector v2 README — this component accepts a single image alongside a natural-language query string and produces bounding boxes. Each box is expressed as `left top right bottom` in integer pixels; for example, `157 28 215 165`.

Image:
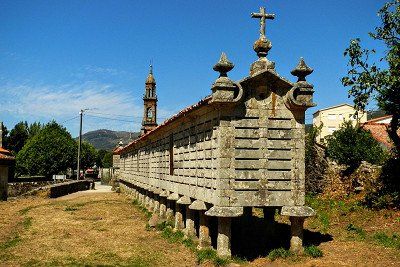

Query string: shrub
326 121 388 171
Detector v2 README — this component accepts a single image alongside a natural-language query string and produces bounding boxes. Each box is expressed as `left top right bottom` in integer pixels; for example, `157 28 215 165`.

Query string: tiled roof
362 123 392 148
115 95 212 154
364 115 392 124
0 147 15 161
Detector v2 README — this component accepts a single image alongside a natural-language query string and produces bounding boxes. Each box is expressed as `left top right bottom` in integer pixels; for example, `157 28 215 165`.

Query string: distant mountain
80 129 140 151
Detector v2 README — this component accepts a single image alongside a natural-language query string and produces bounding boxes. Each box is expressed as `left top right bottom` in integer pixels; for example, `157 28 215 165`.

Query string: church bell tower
141 65 158 135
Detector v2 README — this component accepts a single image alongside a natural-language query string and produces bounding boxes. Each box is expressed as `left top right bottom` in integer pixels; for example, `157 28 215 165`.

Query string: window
147 107 153 119
338 114 343 120
328 114 336 120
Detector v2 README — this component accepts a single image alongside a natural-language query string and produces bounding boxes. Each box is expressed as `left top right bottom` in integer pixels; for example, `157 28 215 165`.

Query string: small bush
304 245 323 258
268 248 293 261
326 121 388 171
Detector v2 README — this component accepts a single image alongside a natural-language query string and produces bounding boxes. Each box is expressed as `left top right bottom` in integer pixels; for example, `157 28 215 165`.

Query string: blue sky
0 0 388 136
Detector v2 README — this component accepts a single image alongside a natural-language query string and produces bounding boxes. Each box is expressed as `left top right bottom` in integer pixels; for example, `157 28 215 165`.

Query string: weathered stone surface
217 217 232 257
189 200 207 210
167 192 179 201
205 206 243 217
281 206 315 217
177 196 191 205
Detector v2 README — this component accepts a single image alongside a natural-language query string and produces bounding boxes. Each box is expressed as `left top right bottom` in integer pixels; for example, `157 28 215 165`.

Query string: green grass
268 248 294 261
196 248 230 266
19 206 34 215
64 206 79 212
0 235 21 250
22 217 32 230
346 223 366 240
304 245 323 258
373 232 400 249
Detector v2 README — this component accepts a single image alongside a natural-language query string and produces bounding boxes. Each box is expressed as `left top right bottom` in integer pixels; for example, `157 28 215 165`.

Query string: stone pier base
217 217 231 257
174 204 185 231
198 211 211 249
289 217 305 253
185 206 196 238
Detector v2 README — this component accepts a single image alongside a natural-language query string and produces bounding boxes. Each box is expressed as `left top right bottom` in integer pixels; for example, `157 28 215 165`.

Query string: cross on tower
251 7 275 38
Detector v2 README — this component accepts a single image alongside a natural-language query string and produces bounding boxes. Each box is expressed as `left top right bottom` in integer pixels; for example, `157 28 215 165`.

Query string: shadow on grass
231 216 332 261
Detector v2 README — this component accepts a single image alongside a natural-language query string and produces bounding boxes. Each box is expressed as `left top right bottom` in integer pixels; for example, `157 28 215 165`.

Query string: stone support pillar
174 204 185 231
0 165 8 201
166 201 174 221
289 217 305 253
198 211 211 249
281 206 316 254
149 194 161 227
217 217 231 257
185 206 196 238
159 197 167 221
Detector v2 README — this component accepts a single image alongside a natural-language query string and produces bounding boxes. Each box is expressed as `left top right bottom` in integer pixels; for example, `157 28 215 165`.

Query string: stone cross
251 6 275 38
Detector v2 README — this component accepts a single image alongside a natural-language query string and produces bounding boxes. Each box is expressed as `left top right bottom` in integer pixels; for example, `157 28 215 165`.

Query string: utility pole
77 110 83 180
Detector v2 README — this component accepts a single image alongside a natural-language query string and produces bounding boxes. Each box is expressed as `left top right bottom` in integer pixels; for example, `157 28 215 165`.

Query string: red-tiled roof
115 95 212 154
362 123 392 148
0 147 15 161
364 115 392 124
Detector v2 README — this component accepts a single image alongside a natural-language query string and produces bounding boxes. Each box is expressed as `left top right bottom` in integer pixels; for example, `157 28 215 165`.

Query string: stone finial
118 140 123 147
291 57 313 82
284 57 316 111
211 53 237 103
213 52 234 77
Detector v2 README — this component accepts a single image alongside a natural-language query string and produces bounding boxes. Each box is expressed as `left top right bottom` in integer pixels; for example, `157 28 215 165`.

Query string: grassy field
0 191 399 266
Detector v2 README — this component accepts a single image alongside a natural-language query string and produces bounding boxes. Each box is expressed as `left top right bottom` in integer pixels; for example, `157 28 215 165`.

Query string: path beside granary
1 190 399 266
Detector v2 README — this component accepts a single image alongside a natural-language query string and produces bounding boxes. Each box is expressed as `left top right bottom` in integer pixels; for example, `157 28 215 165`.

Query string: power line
62 115 79 123
85 114 140 123
86 110 169 120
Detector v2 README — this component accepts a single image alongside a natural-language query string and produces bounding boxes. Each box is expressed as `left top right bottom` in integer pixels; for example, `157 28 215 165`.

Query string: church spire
141 64 158 135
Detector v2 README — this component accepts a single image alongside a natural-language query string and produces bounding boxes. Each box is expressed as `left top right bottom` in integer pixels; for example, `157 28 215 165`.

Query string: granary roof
115 95 212 154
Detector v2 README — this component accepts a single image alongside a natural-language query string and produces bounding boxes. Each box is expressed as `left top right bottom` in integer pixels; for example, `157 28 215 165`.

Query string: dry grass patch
0 193 196 267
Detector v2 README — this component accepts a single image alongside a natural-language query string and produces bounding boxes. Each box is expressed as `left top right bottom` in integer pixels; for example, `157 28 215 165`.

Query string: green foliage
102 151 113 168
196 248 230 266
326 121 388 170
304 245 323 258
267 248 294 261
364 157 400 208
1 123 9 149
97 149 112 168
22 217 32 230
16 121 77 178
7 121 43 154
342 0 400 156
373 232 400 249
318 212 330 233
80 141 98 170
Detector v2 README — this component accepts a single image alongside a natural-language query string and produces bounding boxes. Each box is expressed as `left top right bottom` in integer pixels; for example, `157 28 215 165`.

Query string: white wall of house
313 104 367 143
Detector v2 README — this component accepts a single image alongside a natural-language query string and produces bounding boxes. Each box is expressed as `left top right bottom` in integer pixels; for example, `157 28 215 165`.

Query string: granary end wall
116 70 307 208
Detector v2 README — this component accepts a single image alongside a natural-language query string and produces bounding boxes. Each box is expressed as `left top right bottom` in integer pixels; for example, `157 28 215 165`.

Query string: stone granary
113 6 316 257
0 122 15 201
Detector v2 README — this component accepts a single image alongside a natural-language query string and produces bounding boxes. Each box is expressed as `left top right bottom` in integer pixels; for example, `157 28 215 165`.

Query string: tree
1 123 9 149
8 121 29 154
342 0 400 156
102 151 113 168
16 121 77 178
326 121 387 171
80 141 98 170
28 122 42 139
